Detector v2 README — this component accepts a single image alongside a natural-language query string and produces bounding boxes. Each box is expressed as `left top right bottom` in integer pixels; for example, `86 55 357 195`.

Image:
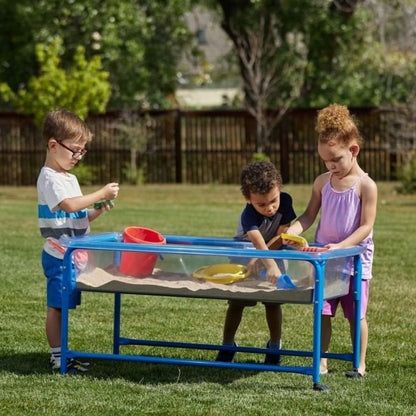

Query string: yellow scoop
281 233 308 247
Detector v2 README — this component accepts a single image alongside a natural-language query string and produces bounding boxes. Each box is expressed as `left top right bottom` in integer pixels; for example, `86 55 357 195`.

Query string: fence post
280 130 289 183
174 110 182 183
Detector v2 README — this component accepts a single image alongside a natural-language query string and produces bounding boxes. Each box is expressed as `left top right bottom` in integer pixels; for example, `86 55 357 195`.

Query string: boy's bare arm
59 182 119 212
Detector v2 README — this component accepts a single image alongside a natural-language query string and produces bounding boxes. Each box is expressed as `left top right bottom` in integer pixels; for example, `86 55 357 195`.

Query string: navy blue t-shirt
235 192 296 243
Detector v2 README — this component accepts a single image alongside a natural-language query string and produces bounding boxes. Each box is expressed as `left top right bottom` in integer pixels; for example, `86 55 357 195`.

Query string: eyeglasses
57 141 87 159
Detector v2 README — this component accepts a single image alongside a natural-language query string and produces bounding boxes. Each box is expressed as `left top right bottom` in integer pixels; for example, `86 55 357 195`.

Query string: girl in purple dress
286 104 377 378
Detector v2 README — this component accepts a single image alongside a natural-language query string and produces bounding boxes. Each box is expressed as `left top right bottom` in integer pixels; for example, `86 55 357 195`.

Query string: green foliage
72 163 98 186
295 2 416 107
252 153 270 162
122 162 145 185
1 0 416 113
0 37 110 125
0 0 194 110
110 111 154 185
396 152 416 194
209 0 416 109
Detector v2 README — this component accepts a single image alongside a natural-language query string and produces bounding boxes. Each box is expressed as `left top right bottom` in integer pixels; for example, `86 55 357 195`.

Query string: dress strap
353 172 368 189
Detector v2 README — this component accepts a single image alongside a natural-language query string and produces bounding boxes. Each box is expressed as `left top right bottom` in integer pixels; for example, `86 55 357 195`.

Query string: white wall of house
176 87 241 108
178 6 241 108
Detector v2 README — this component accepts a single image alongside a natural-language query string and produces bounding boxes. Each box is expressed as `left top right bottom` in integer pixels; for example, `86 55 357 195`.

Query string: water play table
60 232 363 391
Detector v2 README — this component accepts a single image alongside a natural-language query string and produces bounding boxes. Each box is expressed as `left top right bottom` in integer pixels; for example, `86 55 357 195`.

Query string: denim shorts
42 250 81 309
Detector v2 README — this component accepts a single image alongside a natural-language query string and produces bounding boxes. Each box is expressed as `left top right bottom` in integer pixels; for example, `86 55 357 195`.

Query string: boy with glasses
37 109 119 373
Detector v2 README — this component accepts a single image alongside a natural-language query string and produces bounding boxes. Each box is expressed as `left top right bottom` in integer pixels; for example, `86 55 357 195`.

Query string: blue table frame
60 233 363 391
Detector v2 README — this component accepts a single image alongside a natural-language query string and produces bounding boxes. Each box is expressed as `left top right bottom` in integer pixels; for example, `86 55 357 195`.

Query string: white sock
51 347 61 367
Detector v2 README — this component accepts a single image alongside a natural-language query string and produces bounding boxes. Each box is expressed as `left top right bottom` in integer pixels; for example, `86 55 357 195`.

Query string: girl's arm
286 174 326 236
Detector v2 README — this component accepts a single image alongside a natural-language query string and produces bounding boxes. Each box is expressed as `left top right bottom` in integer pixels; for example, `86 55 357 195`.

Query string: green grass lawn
0 183 415 415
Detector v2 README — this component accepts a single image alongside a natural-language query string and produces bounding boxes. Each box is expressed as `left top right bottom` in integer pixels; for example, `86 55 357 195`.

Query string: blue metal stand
59 233 363 391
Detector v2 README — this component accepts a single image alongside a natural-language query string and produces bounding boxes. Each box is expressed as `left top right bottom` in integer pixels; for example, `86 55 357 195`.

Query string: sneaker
50 358 60 373
66 358 91 374
264 340 282 365
215 342 237 362
70 358 93 368
50 358 91 374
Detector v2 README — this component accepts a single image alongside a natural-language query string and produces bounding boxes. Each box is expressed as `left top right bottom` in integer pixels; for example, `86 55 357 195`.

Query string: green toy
94 199 115 209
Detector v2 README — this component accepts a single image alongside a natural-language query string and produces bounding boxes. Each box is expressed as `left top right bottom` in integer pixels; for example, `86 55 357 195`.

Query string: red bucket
119 226 166 277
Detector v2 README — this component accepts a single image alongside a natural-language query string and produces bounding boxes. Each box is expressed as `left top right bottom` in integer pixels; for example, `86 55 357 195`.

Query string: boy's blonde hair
316 104 363 146
42 109 92 145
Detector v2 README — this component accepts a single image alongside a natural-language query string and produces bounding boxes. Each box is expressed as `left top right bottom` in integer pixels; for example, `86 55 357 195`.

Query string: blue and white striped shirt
37 167 90 258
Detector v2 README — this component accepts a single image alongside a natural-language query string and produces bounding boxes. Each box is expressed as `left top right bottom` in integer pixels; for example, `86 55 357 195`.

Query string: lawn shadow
0 351 258 384
93 359 261 385
0 351 308 390
0 352 53 376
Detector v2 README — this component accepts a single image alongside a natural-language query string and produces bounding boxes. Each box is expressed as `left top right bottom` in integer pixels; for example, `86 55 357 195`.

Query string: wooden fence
0 108 413 186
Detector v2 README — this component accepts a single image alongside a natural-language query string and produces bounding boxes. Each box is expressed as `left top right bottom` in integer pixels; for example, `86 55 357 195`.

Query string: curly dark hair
240 161 282 199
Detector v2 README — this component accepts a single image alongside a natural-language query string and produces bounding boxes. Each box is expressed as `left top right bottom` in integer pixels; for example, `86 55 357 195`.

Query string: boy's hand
94 200 115 211
265 262 281 285
102 182 119 200
247 258 262 274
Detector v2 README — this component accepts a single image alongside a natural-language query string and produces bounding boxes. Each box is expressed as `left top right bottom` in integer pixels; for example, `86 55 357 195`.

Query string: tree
212 0 308 155
205 0 416 155
363 0 416 106
296 0 416 108
0 0 195 110
110 111 155 185
296 1 373 107
0 37 110 125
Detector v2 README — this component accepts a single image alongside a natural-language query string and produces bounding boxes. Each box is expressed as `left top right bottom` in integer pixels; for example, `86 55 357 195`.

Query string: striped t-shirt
37 166 90 258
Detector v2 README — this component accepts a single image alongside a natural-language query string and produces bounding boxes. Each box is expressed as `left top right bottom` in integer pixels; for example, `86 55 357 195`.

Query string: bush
72 163 98 186
396 152 416 194
252 152 270 162
0 37 110 126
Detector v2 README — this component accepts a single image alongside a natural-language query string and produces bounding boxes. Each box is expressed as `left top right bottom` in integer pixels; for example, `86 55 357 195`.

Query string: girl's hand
324 243 344 250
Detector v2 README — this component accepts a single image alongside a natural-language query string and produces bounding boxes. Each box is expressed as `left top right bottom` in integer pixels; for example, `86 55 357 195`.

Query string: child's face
247 186 280 218
48 138 88 171
318 140 359 179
